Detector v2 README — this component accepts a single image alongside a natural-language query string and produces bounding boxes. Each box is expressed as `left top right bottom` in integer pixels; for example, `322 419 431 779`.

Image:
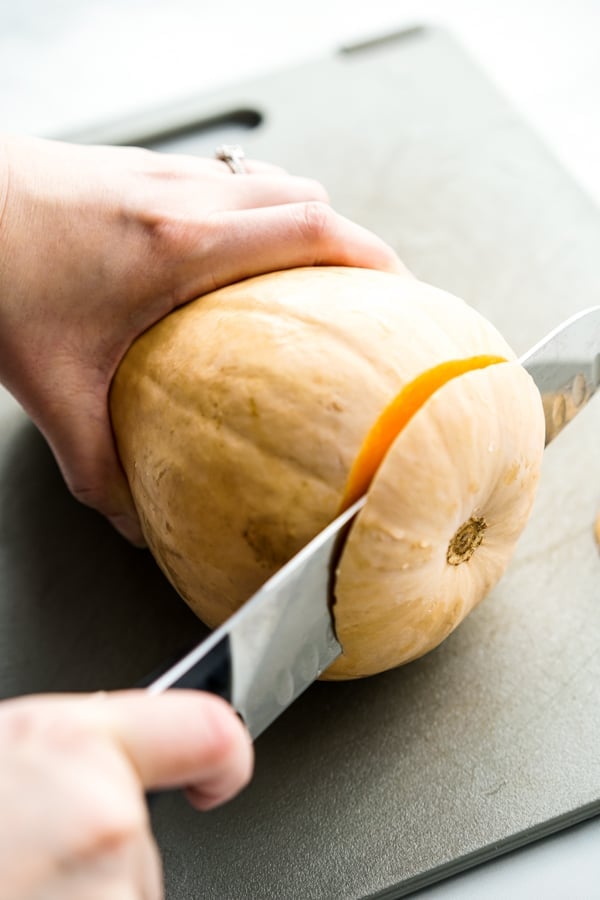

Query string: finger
207 172 330 211
147 170 330 217
178 201 407 298
97 691 254 809
145 150 288 179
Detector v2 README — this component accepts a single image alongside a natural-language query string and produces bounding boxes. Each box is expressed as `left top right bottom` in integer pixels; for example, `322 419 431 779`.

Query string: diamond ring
215 144 247 174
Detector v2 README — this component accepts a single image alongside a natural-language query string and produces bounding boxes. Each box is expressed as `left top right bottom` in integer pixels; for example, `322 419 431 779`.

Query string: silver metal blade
226 498 364 735
149 498 364 737
149 306 600 738
519 305 600 445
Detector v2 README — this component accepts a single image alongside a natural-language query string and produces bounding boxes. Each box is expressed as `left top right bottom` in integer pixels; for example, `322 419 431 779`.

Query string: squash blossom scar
446 515 488 566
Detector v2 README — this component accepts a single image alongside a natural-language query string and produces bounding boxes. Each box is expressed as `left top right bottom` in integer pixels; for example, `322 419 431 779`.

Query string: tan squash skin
330 363 544 677
110 266 545 678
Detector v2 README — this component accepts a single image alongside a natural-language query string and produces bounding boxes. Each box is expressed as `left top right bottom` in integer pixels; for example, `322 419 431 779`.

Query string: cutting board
1 25 599 899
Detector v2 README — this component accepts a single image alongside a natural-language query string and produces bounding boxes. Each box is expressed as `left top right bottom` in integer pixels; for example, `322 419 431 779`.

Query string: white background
2 2 599 897
2 0 600 206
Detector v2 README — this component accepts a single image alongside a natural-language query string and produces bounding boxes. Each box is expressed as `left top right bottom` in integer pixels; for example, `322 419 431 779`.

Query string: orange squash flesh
340 355 507 511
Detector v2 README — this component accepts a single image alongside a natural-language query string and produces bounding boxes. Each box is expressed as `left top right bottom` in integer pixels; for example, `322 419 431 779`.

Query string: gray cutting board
2 25 600 899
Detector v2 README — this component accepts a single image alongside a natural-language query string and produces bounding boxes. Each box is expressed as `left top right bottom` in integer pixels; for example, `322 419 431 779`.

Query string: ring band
215 144 247 174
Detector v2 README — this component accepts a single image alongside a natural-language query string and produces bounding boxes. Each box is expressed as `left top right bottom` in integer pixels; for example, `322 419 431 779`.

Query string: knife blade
147 305 600 738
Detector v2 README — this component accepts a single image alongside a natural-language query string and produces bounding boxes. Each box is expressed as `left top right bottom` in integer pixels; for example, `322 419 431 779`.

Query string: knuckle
0 703 40 743
143 209 204 256
141 215 212 299
68 473 118 520
138 213 180 265
69 480 103 509
67 748 147 856
295 200 335 244
64 454 124 518
0 699 148 860
80 800 146 857
0 700 83 746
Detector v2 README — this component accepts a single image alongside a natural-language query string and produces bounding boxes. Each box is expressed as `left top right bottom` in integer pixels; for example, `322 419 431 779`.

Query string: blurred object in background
1 0 600 205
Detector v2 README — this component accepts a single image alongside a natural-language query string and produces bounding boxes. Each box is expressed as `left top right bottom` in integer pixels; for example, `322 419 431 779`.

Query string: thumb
96 690 254 810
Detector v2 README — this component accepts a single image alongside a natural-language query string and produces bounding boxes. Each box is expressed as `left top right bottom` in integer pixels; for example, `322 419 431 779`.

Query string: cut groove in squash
340 355 507 511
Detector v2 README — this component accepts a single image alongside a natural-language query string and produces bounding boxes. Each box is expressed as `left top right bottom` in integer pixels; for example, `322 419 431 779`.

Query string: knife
147 306 600 738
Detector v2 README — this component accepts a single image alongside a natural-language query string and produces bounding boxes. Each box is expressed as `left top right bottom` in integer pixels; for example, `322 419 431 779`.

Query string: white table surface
2 2 599 897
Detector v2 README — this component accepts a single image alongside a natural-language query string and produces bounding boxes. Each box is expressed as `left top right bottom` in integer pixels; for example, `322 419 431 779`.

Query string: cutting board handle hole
341 25 426 55
143 108 262 153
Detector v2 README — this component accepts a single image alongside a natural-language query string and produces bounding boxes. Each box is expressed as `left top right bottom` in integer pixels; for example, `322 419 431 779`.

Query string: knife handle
139 635 233 810
138 634 232 701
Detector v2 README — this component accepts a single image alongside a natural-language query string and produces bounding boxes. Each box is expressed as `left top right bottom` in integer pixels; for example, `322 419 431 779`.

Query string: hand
0 690 252 900
0 135 404 543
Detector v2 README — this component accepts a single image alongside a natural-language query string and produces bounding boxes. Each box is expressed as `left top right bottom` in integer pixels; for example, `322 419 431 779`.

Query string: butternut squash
110 267 545 678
